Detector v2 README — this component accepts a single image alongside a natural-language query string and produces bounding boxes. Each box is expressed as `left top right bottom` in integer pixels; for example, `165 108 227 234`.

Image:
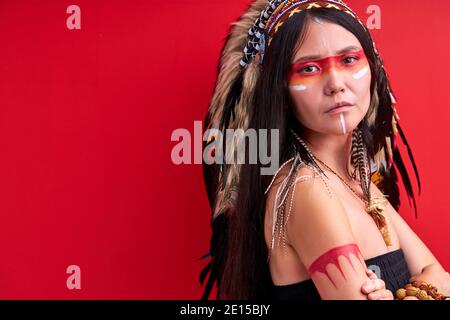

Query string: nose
324 68 345 96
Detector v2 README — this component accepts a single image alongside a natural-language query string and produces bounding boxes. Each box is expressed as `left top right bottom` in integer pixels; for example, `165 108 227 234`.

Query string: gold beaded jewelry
395 281 446 300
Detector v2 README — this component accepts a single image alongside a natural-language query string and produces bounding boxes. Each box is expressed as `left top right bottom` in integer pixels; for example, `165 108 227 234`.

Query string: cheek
361 74 372 111
289 89 320 125
350 67 372 111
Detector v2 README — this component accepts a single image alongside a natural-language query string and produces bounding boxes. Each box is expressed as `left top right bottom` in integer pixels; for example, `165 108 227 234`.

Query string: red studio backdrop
0 0 448 299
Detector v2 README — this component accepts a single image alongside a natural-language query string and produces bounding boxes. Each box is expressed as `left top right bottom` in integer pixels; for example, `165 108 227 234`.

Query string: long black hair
200 7 420 300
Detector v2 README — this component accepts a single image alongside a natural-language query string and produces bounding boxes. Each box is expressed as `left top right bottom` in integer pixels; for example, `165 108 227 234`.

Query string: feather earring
352 126 371 199
352 125 392 246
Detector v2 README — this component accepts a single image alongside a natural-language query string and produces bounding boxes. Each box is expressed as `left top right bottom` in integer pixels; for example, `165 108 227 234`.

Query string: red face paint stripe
307 243 363 288
291 49 366 70
288 50 368 85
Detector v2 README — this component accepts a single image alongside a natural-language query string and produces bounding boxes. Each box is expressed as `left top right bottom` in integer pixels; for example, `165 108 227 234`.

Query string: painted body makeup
352 66 370 79
307 243 364 288
339 112 346 134
288 49 369 91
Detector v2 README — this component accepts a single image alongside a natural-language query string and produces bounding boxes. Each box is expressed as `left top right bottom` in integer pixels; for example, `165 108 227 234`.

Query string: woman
199 0 450 300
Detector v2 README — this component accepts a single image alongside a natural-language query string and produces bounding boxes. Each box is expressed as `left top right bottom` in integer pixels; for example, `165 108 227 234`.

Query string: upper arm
286 168 370 299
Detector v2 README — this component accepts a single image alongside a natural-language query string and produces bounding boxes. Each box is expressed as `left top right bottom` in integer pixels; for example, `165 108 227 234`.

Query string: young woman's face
288 18 371 135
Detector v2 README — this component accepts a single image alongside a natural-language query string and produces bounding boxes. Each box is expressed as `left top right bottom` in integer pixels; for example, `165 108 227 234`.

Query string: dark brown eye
301 65 319 73
343 56 359 64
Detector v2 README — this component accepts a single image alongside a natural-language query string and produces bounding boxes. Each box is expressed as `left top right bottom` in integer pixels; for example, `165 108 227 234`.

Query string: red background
0 0 448 299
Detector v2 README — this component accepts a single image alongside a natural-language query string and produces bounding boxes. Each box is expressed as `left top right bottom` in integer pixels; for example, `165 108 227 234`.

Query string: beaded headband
240 0 373 68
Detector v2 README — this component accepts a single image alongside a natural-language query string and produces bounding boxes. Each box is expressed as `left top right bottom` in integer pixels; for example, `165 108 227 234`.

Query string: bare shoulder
285 166 357 266
287 166 351 231
265 163 324 212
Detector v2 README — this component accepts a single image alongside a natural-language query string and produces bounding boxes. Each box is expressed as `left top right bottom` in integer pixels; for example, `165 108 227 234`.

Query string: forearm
410 263 450 296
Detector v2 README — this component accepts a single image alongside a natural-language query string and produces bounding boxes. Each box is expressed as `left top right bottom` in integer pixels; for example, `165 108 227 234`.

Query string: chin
342 110 365 130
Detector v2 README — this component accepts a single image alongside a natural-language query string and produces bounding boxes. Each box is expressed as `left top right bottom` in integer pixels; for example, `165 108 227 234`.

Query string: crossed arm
381 182 450 297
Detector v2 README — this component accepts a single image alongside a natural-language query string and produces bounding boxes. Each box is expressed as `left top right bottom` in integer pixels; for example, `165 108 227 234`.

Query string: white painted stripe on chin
289 85 307 91
352 66 369 80
339 112 346 134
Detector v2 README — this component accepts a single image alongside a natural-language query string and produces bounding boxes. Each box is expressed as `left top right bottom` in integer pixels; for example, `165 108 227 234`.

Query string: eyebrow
293 45 362 64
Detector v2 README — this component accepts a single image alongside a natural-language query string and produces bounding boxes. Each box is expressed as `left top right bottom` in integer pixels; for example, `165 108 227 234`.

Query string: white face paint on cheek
352 66 370 80
339 112 346 134
289 85 307 91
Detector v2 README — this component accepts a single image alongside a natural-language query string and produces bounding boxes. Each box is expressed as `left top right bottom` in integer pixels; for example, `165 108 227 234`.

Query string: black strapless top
273 249 411 300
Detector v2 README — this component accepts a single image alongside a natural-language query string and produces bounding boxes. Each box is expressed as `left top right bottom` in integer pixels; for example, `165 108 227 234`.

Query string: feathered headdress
199 0 420 300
